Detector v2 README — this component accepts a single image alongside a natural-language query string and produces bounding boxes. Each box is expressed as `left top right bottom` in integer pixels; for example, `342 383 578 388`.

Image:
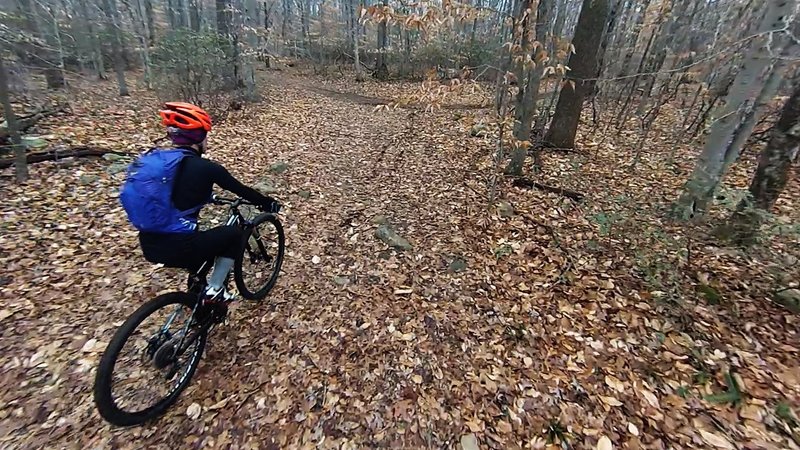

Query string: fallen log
0 104 67 140
0 146 128 169
512 177 586 202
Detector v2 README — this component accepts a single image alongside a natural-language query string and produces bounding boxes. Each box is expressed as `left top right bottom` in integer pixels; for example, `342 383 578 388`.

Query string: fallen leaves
641 388 660 409
0 70 798 450
0 309 13 322
461 433 480 450
601 396 623 407
605 375 626 393
699 430 735 449
186 402 202 420
597 435 613 450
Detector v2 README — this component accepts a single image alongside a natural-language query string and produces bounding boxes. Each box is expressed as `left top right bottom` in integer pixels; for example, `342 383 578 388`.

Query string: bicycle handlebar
211 195 252 206
211 194 281 214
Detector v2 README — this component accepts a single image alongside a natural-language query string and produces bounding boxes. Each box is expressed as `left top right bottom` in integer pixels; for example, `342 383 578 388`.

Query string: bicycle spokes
106 301 201 413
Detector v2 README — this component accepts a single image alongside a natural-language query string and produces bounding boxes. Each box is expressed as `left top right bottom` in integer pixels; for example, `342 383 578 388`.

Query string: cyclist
121 102 280 303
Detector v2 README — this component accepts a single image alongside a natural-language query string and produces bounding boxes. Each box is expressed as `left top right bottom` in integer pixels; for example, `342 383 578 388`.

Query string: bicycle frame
156 195 258 375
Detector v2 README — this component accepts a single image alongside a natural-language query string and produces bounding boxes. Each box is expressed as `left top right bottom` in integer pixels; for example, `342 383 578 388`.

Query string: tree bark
166 0 177 27
0 56 27 183
77 0 106 79
132 0 153 88
281 0 290 41
727 82 800 240
217 0 232 35
544 0 611 149
145 0 156 44
506 0 552 175
374 0 389 80
190 0 202 30
16 0 65 89
181 0 192 28
745 85 800 211
351 0 364 81
673 1 795 220
102 0 130 96
243 0 259 100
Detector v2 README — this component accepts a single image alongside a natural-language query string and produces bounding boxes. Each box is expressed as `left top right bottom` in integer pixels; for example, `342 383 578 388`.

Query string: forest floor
1 68 799 450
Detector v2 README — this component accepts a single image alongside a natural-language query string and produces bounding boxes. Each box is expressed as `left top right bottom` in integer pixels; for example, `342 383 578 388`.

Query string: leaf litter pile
1 71 798 449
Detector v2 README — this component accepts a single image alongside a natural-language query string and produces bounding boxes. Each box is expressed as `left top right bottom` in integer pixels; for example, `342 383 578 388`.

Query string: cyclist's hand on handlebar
260 199 282 214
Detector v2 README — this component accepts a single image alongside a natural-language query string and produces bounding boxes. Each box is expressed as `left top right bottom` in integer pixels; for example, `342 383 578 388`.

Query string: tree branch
0 146 127 169
0 104 67 140
512 177 585 201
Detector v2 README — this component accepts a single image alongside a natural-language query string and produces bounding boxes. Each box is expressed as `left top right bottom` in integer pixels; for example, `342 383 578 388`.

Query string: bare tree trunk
374 0 389 80
217 0 232 35
140 8 153 87
727 81 800 241
544 0 611 149
613 0 650 80
102 0 130 96
218 0 240 88
673 1 795 220
132 0 153 88
181 0 191 28
76 0 106 79
190 0 202 30
351 0 364 81
614 26 656 130
166 0 177 27
0 56 27 183
506 0 552 175
16 0 65 89
281 0 290 42
243 0 259 100
145 0 155 44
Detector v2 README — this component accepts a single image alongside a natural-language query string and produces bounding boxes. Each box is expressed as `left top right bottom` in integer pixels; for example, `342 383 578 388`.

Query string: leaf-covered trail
1 72 798 449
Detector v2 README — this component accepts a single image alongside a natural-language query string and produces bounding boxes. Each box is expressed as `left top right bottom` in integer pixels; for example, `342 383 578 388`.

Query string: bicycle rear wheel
234 213 285 300
93 292 207 426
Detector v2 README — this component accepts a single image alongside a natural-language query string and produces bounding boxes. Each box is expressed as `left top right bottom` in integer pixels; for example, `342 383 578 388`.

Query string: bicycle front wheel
234 214 285 300
93 292 207 426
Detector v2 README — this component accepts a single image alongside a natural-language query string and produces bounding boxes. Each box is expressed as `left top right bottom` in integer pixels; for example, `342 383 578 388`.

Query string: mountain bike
93 195 285 427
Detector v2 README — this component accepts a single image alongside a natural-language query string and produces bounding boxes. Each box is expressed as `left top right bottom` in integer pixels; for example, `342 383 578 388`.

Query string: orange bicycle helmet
158 102 212 131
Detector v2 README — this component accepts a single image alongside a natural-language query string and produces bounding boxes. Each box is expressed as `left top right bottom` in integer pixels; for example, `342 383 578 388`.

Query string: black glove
261 199 281 213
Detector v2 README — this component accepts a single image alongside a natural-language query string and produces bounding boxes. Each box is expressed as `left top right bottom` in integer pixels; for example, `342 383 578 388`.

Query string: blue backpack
119 148 203 233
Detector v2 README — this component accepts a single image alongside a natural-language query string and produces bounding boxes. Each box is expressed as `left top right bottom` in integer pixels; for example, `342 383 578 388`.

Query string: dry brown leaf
641 389 660 408
496 420 512 434
523 357 533 367
208 398 229 410
739 404 763 421
186 403 202 420
466 420 483 433
699 430 734 449
605 375 625 392
461 433 479 450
